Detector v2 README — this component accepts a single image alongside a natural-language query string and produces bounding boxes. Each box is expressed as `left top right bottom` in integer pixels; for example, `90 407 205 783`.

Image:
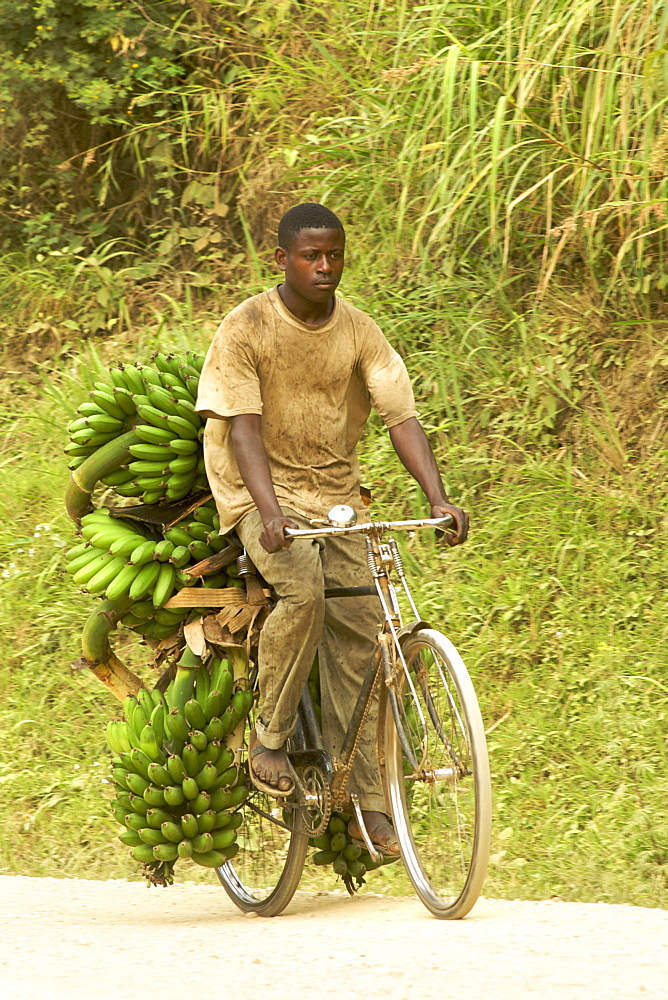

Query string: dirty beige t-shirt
196 287 418 534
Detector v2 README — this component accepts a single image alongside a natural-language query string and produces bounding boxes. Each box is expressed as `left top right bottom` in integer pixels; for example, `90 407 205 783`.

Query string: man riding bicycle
196 203 468 856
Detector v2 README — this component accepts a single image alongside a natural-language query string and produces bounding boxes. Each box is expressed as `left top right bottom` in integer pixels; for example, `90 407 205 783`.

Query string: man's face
275 227 345 306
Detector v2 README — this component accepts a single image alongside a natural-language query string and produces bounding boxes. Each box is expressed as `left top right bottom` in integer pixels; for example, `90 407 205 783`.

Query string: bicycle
215 504 492 919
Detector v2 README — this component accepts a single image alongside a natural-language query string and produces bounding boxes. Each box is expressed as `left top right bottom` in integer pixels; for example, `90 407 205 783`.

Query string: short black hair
277 203 344 248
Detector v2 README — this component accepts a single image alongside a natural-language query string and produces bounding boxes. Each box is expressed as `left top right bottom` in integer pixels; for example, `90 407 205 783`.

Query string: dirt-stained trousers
235 507 386 813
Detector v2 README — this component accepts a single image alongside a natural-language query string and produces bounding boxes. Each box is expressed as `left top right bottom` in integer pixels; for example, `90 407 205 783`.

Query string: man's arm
228 413 297 553
388 417 469 546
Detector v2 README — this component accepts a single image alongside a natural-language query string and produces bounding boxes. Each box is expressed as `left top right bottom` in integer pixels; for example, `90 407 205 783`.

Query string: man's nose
317 254 332 272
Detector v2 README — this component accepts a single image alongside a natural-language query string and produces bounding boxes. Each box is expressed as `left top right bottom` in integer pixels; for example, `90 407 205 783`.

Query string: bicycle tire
216 711 309 916
381 628 491 918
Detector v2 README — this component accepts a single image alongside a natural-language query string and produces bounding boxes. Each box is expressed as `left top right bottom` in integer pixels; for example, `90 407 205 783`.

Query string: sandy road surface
0 876 666 999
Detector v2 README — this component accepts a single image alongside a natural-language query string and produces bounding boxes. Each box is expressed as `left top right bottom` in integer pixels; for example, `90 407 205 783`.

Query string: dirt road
0 876 666 999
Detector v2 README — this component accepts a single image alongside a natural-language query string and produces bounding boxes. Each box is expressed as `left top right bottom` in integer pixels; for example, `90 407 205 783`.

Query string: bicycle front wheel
382 628 491 918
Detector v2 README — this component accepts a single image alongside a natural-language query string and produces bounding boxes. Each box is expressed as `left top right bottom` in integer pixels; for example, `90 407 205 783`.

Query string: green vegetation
0 0 666 907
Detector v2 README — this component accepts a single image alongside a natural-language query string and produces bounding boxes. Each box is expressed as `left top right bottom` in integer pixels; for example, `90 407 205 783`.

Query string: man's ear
275 246 287 271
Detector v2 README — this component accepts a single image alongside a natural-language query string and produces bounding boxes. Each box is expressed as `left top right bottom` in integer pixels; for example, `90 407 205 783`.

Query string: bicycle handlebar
284 514 454 540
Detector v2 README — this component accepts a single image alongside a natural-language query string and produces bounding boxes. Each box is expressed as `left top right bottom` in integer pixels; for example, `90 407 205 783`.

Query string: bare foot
348 810 400 855
248 729 294 795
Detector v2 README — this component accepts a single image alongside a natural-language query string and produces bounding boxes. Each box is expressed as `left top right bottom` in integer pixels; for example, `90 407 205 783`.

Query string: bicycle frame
283 515 454 836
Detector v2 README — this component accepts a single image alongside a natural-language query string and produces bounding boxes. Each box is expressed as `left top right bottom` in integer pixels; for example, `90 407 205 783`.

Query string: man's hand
431 502 469 547
260 515 300 553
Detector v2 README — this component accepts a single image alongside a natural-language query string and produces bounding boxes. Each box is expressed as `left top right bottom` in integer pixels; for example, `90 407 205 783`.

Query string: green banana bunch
305 659 398 893
65 352 208 503
106 647 253 886
309 812 398 894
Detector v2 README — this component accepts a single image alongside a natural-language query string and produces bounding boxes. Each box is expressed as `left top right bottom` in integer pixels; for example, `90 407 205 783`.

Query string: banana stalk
78 598 143 701
227 647 250 766
65 430 141 523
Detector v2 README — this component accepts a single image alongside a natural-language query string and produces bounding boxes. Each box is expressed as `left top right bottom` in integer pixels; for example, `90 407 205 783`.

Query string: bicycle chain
330 650 384 810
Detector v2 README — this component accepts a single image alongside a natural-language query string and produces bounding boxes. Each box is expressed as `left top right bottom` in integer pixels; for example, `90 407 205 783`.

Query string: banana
136 403 170 428
125 812 147 833
181 813 198 839
66 547 100 576
170 384 196 404
112 386 136 416
129 540 157 566
85 556 127 594
138 827 168 846
85 413 124 434
172 398 200 426
109 534 144 557
211 811 231 831
182 776 200 800
165 413 198 439
169 454 199 475
166 711 190 744
149 704 165 747
152 562 176 608
203 716 225 742
163 784 185 807
129 748 152 780
76 401 102 418
184 699 206 731
90 390 126 421
191 849 227 868
166 753 188 783
332 855 349 876
72 551 112 584
203 689 224 722
147 386 181 416
193 762 218 791
120 364 147 395
165 525 193 547
313 850 338 866
128 560 161 600
197 810 217 834
132 844 156 864
145 807 173 830
135 422 174 445
125 772 150 797
105 720 131 756
139 721 163 761
169 437 199 456
128 793 149 816
106 564 146 603
177 839 193 858
153 353 182 379
138 365 162 388
190 790 212 815
112 767 131 791
168 545 191 568
129 442 175 463
188 541 213 562
142 488 167 505
202 741 222 766
118 829 143 848
210 827 236 851
188 730 208 752
181 743 202 776
161 821 184 844
129 460 170 475
143 784 167 808
101 468 136 488
192 832 214 854
109 367 128 390
330 832 347 853
153 540 175 561
193 505 216 526
184 521 209 543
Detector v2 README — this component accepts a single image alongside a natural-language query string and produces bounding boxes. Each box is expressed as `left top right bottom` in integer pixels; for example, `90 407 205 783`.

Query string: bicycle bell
327 504 357 527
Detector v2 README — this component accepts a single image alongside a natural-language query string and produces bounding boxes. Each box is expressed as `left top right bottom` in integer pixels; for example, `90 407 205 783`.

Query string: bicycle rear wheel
216 712 309 916
382 628 491 918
